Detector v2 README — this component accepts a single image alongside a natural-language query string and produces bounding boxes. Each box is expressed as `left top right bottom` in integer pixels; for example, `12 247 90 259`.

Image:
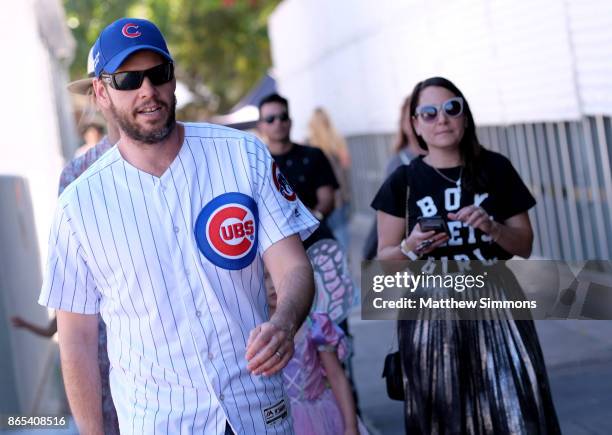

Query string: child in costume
267 240 368 435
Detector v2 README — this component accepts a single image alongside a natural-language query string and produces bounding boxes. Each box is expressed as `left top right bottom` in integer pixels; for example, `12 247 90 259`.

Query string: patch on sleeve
272 161 297 202
262 398 289 426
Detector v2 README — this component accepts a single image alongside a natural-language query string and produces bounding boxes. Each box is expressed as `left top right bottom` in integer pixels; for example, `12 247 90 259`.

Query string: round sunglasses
415 97 464 122
101 62 174 91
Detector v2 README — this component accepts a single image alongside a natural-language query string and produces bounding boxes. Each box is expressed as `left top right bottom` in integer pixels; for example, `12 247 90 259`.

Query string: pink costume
283 313 368 434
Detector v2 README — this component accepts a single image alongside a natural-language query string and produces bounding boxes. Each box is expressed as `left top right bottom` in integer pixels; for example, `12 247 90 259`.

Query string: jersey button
219 394 225 401
195 310 202 317
174 226 180 233
208 352 214 360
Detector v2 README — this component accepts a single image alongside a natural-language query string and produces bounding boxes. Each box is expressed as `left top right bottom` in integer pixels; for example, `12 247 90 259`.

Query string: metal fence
347 116 612 261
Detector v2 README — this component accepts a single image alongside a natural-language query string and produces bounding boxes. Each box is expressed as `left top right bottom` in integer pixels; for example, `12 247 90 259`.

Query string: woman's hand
376 211 449 260
447 205 498 237
404 224 449 257
448 208 534 257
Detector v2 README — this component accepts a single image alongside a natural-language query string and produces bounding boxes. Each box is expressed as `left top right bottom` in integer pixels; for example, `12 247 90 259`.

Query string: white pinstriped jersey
39 123 318 435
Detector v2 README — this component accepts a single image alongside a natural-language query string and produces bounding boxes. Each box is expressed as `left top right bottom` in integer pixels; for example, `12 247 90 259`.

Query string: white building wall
0 0 72 269
568 0 612 115
0 0 75 415
269 0 612 139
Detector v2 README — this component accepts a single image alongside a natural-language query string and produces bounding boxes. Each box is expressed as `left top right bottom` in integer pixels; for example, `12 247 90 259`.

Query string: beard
109 94 177 144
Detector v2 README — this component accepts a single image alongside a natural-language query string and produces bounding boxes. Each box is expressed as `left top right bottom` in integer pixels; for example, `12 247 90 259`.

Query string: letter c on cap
122 24 141 38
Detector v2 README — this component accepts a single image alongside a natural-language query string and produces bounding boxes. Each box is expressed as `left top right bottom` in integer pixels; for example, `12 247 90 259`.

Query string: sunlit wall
269 0 612 139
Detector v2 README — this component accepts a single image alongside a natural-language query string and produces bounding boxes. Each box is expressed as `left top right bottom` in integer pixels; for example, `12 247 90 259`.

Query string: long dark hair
393 95 412 153
409 77 485 192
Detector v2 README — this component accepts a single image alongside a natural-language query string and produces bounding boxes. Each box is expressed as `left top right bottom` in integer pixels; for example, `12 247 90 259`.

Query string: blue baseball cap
92 18 173 78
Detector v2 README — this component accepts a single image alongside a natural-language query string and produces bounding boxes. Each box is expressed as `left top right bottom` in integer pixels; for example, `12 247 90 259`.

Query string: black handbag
381 165 410 401
382 350 405 401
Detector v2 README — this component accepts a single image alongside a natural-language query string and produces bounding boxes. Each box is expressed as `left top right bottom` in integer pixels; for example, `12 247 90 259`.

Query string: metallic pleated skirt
398 268 561 435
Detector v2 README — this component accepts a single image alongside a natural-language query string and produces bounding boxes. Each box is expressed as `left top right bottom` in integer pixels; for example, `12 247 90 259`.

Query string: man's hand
249 234 314 376
245 320 295 376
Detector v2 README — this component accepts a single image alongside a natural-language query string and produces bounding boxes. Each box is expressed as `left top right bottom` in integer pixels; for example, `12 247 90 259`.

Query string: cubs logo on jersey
272 162 296 202
195 192 259 270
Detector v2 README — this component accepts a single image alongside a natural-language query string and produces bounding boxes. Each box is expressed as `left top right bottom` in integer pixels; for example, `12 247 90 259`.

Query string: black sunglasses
262 112 290 124
101 62 174 91
415 97 464 123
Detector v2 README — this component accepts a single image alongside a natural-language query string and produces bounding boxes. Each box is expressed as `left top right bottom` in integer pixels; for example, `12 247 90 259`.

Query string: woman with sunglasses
371 77 560 434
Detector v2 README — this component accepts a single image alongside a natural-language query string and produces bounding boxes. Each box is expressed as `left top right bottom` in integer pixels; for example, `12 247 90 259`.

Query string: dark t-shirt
371 148 536 260
272 143 339 247
272 143 339 209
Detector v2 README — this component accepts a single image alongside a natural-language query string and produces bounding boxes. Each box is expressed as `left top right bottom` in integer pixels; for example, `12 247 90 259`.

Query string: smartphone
417 216 450 235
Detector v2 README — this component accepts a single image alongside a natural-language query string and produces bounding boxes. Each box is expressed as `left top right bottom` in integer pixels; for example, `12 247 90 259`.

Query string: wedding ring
275 351 283 359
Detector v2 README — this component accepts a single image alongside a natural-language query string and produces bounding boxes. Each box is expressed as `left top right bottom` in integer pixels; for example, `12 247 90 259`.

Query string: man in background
60 46 120 189
258 93 361 414
258 93 339 249
74 122 104 157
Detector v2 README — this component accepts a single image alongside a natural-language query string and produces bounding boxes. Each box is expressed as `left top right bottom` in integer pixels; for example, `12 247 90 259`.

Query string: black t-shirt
371 148 536 260
272 143 339 209
272 143 339 247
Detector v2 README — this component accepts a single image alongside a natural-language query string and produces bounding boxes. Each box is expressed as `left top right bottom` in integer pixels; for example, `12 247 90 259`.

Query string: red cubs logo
122 24 142 38
207 204 256 258
272 162 296 201
195 192 258 270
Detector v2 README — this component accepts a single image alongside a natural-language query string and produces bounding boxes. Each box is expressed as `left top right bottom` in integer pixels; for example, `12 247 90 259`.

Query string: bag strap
385 185 410 353
386 321 399 352
405 185 411 238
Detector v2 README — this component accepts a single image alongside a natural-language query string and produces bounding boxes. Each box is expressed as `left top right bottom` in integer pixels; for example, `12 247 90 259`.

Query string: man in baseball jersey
39 18 317 435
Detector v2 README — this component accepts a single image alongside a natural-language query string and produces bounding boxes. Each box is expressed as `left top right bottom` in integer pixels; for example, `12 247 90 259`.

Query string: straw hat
67 46 95 95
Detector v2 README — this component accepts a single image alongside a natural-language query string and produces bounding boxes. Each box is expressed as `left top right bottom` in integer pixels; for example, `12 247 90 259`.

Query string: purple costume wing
306 239 354 324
